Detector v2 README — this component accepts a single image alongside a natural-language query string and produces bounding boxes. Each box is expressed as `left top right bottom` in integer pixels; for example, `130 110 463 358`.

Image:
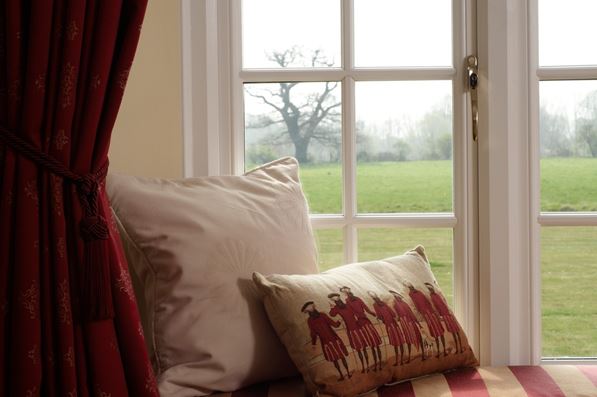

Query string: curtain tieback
0 124 114 322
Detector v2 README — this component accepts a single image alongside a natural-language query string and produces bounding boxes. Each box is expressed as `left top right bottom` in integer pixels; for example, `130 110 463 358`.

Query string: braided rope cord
0 124 109 240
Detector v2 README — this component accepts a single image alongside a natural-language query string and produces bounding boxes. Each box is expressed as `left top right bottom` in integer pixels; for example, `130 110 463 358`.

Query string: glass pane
358 228 453 307
539 0 597 66
355 81 453 213
314 229 344 272
540 81 597 212
244 82 342 214
242 0 341 69
542 227 597 357
354 0 452 67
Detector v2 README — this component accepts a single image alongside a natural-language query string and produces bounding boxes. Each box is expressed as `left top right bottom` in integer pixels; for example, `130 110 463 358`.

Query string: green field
299 158 597 357
541 227 597 357
541 157 597 211
298 160 452 214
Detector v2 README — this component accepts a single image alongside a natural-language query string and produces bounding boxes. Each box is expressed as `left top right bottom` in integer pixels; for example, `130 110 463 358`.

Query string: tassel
0 124 114 321
79 215 114 321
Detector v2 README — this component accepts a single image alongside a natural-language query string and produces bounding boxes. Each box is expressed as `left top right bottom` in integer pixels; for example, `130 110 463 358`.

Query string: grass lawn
356 161 452 213
541 227 597 357
299 161 452 213
298 163 342 213
301 158 597 357
541 157 597 211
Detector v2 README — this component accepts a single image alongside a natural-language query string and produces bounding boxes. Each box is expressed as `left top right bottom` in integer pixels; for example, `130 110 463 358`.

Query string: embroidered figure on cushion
406 283 447 358
389 290 425 362
328 292 371 374
302 301 352 381
423 339 435 359
340 286 383 372
368 291 406 366
425 282 465 354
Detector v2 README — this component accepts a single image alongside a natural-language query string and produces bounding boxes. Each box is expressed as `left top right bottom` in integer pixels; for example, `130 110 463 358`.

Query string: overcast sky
242 0 596 124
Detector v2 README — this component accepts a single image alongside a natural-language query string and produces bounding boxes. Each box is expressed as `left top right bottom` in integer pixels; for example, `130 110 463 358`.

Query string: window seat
211 365 597 397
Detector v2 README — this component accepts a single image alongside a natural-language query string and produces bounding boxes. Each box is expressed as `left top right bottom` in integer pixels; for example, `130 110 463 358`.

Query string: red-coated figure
425 282 464 354
328 293 369 373
389 290 425 362
369 291 406 366
340 286 383 371
302 301 352 381
407 283 447 357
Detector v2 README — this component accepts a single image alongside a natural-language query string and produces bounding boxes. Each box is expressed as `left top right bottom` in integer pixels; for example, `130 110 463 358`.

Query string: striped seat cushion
212 365 597 397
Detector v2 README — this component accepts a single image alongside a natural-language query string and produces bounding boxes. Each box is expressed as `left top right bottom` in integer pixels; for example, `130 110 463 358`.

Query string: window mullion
237 68 456 83
537 66 597 80
311 214 458 229
342 76 357 262
538 213 597 227
528 0 542 364
341 0 357 263
342 0 354 72
451 0 477 353
239 69 346 83
230 0 245 175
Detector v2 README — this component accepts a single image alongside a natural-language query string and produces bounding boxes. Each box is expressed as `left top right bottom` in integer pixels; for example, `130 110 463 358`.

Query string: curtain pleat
0 1 159 395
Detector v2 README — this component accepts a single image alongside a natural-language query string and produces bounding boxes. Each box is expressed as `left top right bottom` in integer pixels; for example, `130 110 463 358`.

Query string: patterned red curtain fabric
0 1 159 396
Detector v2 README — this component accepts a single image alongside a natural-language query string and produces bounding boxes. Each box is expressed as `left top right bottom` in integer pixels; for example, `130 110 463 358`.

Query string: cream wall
109 0 183 178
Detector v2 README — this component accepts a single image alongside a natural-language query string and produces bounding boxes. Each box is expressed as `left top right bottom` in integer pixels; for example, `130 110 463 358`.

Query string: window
232 0 475 322
182 0 567 364
532 0 597 360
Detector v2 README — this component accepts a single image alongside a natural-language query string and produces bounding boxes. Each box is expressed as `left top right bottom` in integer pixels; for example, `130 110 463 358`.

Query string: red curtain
0 1 159 396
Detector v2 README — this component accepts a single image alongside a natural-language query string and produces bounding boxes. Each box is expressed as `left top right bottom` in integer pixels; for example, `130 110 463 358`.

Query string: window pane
354 0 452 67
540 81 597 212
242 0 341 69
539 0 597 66
314 229 344 272
356 81 453 213
358 228 453 307
244 82 342 214
542 227 597 357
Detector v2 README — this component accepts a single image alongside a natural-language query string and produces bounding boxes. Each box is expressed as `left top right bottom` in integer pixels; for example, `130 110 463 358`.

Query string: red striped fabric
379 380 416 397
444 368 490 397
509 366 566 397
578 365 597 387
213 365 597 397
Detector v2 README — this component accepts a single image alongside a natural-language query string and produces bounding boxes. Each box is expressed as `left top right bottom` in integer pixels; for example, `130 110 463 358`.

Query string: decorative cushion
253 246 478 397
107 157 318 396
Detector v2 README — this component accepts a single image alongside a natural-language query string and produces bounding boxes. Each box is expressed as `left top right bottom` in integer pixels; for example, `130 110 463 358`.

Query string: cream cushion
107 157 318 396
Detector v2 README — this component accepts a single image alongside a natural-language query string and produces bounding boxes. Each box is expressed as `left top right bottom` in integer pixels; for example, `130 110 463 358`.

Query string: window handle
467 55 479 142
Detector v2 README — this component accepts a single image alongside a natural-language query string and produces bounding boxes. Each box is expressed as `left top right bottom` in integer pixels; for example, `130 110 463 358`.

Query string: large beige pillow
253 246 478 397
107 157 318 396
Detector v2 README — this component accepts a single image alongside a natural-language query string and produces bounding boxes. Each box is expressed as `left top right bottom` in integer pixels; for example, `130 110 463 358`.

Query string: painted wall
109 0 183 178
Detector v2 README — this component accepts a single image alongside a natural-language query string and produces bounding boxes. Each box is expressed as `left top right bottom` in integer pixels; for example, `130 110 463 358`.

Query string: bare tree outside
539 89 597 158
245 47 341 164
575 90 597 158
540 106 572 157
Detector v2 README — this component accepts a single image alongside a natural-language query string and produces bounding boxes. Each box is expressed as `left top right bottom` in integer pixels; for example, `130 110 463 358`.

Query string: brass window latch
467 55 479 142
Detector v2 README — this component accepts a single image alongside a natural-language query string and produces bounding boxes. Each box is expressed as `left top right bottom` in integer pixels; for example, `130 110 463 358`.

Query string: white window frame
528 0 597 364
475 0 535 366
230 0 479 356
182 0 596 366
